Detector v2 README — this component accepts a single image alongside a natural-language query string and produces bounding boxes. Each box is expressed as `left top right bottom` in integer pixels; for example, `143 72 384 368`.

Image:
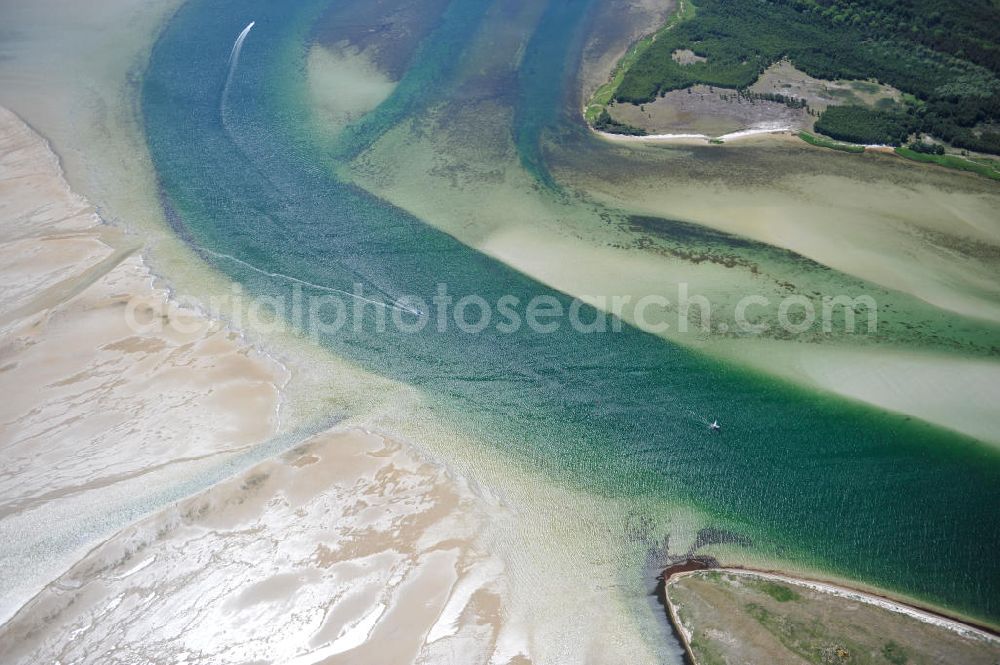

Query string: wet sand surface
0 6 697 661
0 428 508 664
0 106 286 623
0 106 529 664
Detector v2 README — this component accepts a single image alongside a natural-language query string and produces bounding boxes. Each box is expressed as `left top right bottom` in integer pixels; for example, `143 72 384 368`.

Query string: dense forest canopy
812 105 914 145
615 0 1000 152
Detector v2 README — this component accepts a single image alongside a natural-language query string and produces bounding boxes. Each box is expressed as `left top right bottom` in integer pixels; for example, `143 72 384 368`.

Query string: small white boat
709 420 721 432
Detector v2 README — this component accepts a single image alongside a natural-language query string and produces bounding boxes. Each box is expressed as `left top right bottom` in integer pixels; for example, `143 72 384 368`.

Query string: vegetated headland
586 0 1000 180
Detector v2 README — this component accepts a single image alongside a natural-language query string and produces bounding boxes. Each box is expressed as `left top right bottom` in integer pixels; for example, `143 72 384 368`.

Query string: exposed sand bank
307 43 397 135
0 101 696 663
0 0 182 233
0 5 707 661
0 428 510 664
0 106 287 623
0 100 520 664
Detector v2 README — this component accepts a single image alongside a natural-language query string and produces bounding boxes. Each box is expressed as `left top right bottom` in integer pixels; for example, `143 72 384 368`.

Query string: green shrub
798 131 866 153
593 109 646 136
882 641 908 665
907 140 945 155
814 105 915 145
751 580 801 603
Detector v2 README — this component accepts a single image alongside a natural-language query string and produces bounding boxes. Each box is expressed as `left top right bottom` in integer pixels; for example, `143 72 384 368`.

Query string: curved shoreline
654 557 718 665
656 559 1000 663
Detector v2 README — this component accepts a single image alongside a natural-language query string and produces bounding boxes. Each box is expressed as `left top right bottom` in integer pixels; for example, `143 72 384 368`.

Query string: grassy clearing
797 131 865 153
750 580 801 603
896 147 1000 181
584 0 696 125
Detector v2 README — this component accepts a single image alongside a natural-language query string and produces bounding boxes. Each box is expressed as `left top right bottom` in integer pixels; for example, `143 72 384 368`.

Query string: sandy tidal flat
0 428 507 665
0 105 532 665
0 106 286 623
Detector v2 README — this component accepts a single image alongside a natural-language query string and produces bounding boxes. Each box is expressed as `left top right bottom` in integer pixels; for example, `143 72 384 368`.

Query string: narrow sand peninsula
0 107 286 622
701 338 1000 447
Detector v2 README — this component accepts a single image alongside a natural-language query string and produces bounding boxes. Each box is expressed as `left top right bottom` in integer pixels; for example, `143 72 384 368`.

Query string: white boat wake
222 21 256 108
213 21 421 318
200 246 420 315
229 21 256 68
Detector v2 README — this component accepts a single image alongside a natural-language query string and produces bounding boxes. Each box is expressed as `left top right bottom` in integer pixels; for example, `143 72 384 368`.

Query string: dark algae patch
625 214 1000 351
311 0 452 79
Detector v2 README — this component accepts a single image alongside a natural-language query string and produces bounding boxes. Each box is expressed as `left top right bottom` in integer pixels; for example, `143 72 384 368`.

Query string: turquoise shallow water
143 0 1000 623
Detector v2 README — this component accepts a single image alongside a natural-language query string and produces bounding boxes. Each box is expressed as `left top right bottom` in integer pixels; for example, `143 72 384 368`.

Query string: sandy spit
594 124 791 144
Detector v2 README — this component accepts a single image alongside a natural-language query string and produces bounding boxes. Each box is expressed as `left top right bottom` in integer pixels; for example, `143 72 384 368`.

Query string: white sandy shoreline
593 124 792 144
